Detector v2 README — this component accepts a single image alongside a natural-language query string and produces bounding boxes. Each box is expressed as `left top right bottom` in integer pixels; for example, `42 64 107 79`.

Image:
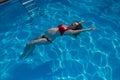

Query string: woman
20 20 96 58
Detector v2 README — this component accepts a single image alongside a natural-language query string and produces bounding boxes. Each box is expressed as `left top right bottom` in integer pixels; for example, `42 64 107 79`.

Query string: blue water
0 0 120 80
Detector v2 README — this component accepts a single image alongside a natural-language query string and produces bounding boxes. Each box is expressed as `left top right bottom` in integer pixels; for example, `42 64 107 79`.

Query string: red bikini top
58 24 68 35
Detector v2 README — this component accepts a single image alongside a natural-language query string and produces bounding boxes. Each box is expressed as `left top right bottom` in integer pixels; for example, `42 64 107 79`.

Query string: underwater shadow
10 59 83 80
10 60 59 80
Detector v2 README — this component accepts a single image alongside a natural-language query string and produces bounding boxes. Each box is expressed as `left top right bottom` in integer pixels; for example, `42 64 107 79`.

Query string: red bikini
58 24 69 35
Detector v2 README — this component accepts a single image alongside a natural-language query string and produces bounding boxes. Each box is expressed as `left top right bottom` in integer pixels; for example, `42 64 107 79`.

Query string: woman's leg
19 44 35 59
20 38 50 59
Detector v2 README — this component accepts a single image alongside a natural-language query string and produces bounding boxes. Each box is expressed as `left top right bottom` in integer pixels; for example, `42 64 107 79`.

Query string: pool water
0 0 120 80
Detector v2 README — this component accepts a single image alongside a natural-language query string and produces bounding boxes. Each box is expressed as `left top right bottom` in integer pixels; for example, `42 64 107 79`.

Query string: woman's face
69 22 80 29
70 22 79 26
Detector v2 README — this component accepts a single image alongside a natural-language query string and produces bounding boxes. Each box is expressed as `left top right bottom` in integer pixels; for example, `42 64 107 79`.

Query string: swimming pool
0 0 120 80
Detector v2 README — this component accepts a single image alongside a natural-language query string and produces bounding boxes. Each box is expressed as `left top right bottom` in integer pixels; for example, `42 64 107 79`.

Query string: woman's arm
80 27 96 32
64 27 96 35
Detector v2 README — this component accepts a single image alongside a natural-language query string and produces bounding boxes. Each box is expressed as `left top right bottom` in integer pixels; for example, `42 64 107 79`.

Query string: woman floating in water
20 20 96 58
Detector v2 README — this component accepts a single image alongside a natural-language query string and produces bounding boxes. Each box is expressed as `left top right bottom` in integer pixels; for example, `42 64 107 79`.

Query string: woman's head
68 22 83 38
68 22 83 30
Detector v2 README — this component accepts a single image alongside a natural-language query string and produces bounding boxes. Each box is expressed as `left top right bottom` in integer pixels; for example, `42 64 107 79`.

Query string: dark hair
72 22 83 38
72 22 83 30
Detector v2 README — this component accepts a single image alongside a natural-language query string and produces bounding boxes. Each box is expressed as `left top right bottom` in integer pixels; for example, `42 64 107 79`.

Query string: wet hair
72 22 83 30
71 22 83 38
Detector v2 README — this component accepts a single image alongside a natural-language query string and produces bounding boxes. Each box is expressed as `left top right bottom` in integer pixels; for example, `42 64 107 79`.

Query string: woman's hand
80 20 85 23
90 27 96 30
